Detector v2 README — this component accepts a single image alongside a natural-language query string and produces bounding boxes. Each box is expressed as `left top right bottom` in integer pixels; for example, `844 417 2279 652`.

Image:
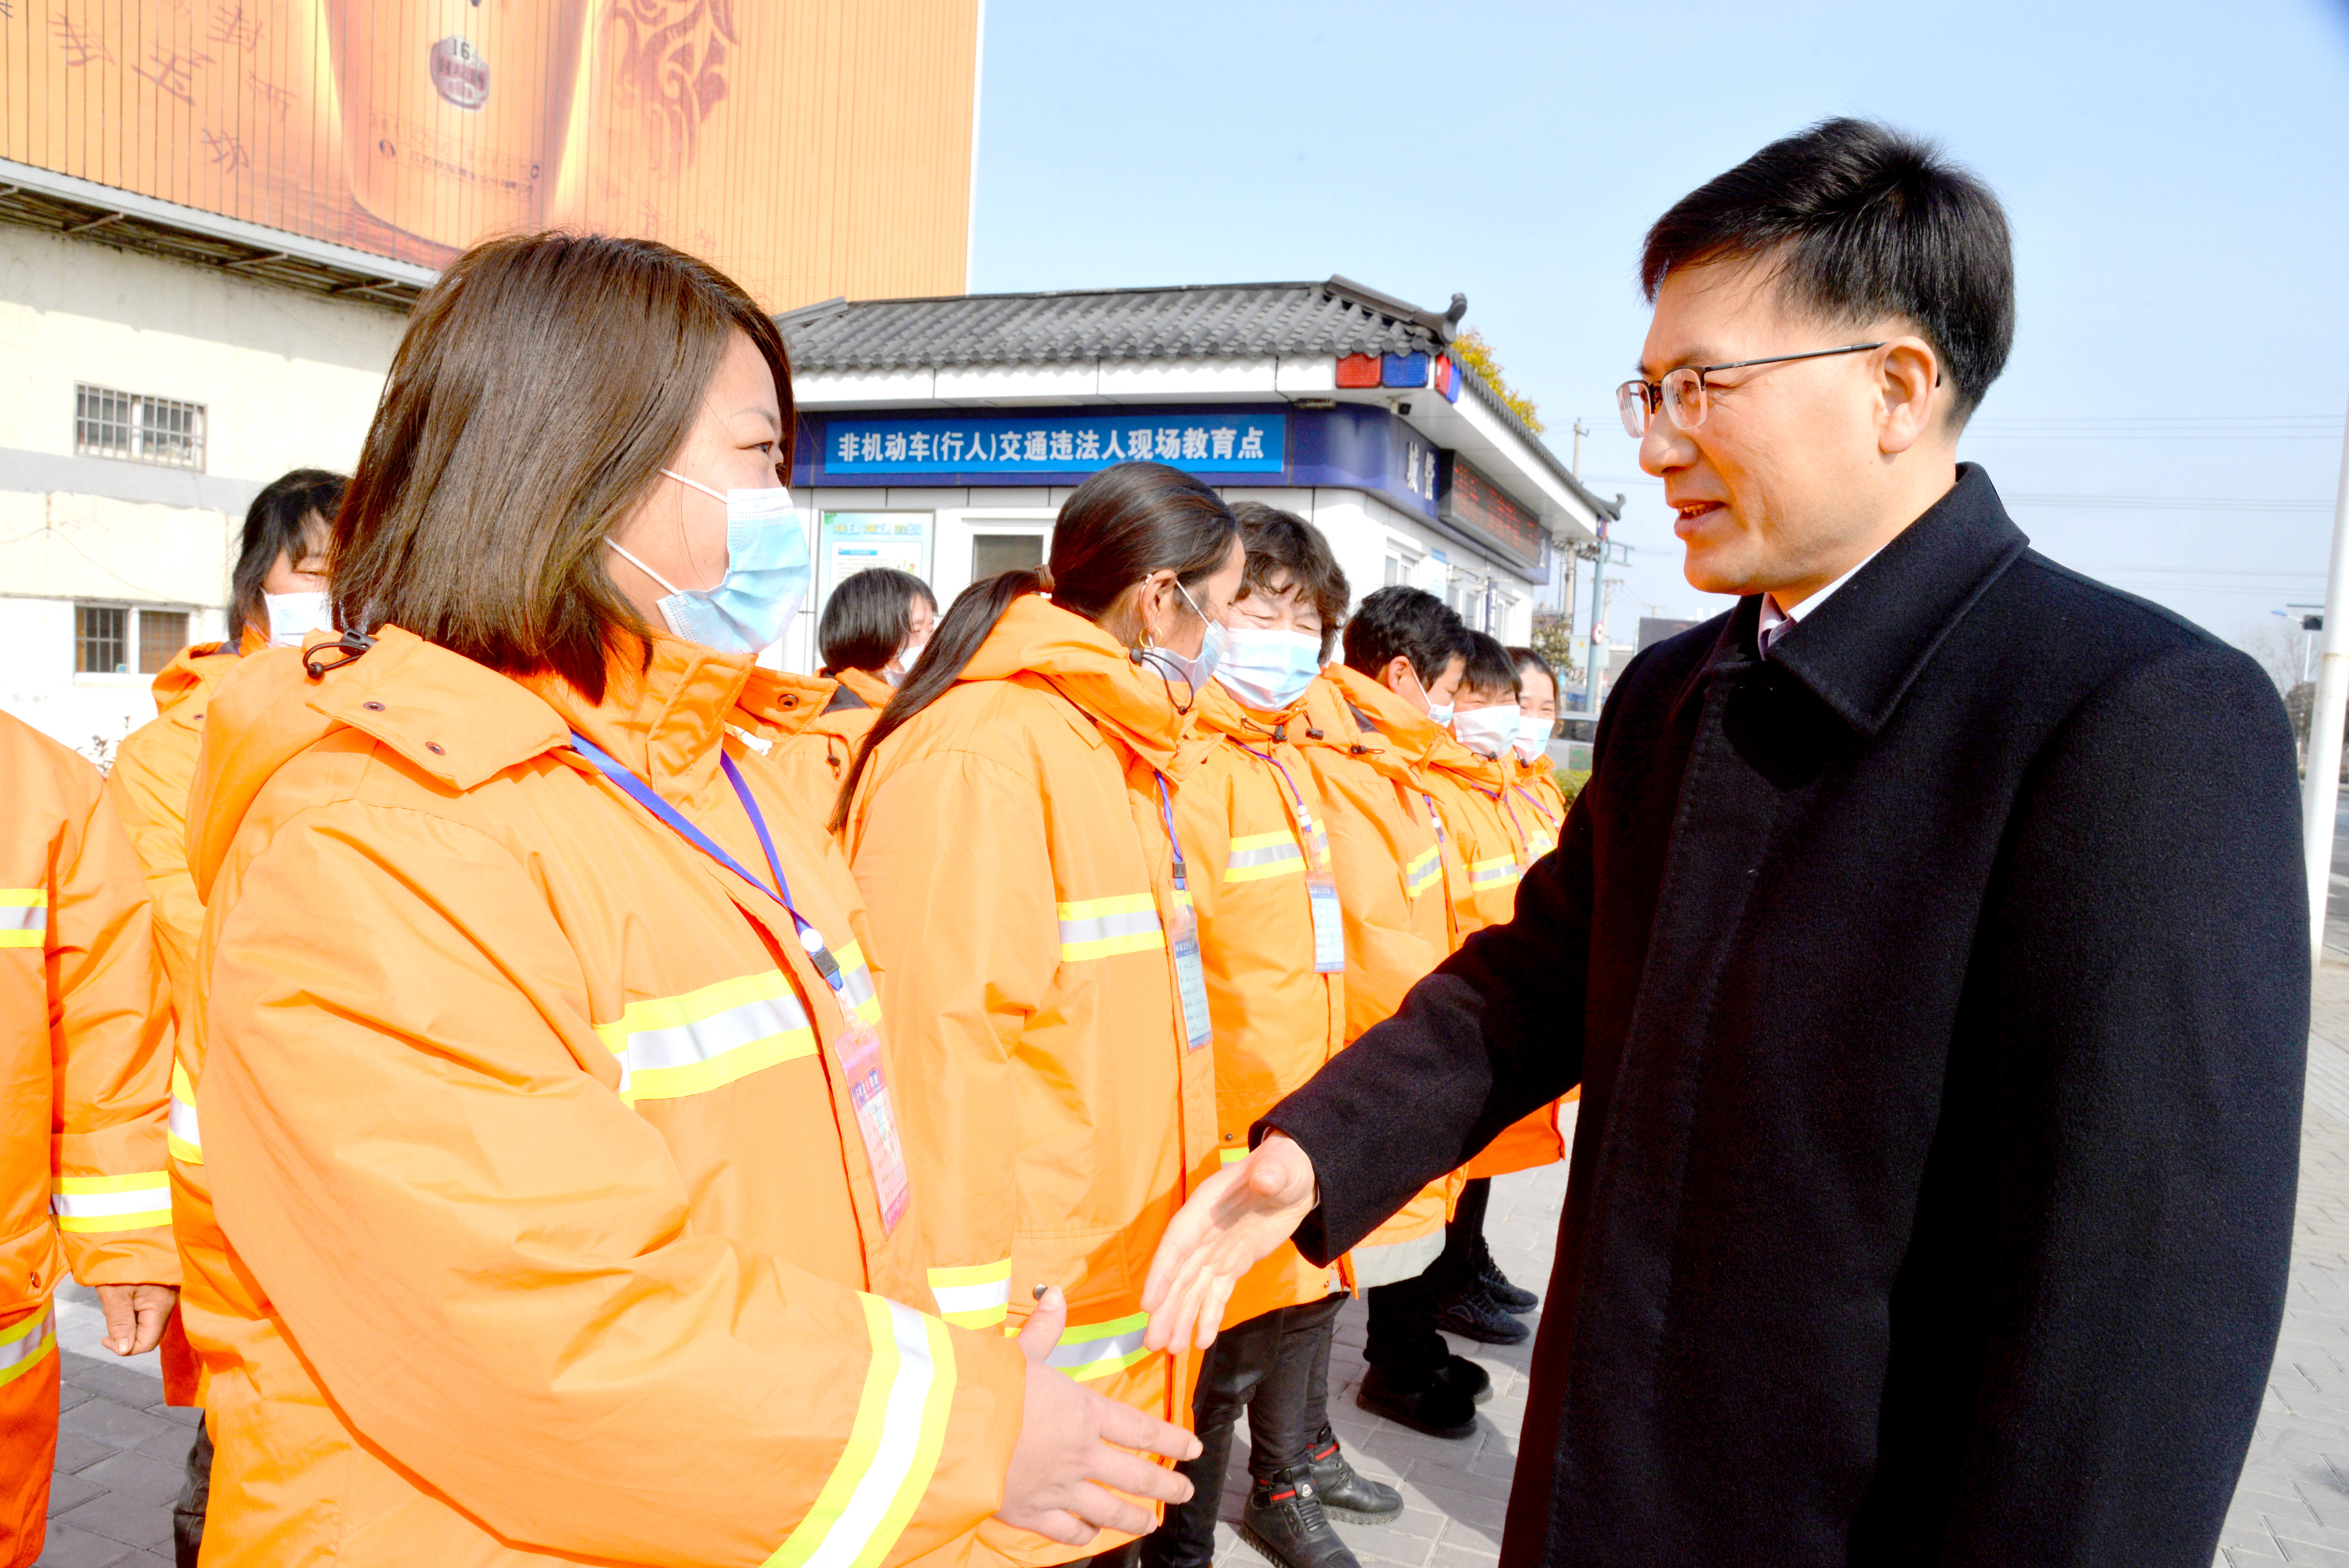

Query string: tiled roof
775 276 1463 371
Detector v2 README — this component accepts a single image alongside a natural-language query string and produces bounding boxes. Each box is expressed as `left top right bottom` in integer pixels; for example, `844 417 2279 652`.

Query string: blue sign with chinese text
820 413 1285 476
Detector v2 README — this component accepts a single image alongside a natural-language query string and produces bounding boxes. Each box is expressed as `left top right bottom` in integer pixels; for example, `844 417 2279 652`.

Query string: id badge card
1167 888 1213 1051
834 1018 911 1233
1293 805 1345 975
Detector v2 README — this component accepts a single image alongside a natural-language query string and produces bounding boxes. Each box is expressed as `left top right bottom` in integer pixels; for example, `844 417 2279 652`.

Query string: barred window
74 384 207 471
75 605 128 674
138 609 190 674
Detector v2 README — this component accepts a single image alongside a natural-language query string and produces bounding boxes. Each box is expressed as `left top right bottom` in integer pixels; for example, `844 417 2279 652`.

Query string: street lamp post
2302 394 2349 967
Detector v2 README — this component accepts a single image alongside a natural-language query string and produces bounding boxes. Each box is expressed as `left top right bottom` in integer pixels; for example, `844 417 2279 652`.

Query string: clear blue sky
970 0 2349 666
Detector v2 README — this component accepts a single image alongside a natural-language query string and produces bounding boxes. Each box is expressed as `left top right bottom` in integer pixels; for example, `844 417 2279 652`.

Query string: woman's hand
994 1286 1202 1547
1140 1134 1318 1353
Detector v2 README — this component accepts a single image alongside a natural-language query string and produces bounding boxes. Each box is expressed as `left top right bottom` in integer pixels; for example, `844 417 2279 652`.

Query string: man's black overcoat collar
1674 464 2028 736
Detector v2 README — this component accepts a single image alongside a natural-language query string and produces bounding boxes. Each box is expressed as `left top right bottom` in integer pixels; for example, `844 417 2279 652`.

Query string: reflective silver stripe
1046 1313 1152 1380
1056 895 1165 961
1351 1231 1445 1288
169 1096 201 1151
627 992 809 1074
596 972 817 1101
930 1277 1011 1317
0 1305 55 1380
0 892 43 934
51 1184 171 1219
1224 836 1305 882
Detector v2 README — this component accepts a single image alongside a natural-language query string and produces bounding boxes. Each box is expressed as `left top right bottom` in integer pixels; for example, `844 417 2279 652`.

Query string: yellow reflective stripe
1469 855 1520 889
1056 893 1165 962
1404 845 1442 896
1219 1145 1248 1165
594 970 816 1103
927 1259 1012 1328
0 888 42 947
1047 1311 1154 1381
52 1172 172 1233
169 1061 202 1165
830 939 884 1026
1224 831 1305 884
0 1306 56 1388
763 1296 957 1568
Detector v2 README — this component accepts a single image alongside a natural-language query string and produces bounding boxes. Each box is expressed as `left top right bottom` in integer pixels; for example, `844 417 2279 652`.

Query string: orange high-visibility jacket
0 710 176 1371
1172 681 1347 1328
842 594 1217 1568
1292 666 1459 1284
1420 740 1570 1180
768 669 888 822
177 629 1024 1568
105 631 257 1406
1506 754 1569 863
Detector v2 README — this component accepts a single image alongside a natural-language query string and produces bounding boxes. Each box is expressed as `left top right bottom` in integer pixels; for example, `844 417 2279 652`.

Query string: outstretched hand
994 1286 1202 1548
1141 1133 1317 1353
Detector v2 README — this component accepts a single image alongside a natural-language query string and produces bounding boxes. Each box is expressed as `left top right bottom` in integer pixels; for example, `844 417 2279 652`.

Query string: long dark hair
830 461 1237 831
330 232 795 703
819 568 936 676
230 468 346 642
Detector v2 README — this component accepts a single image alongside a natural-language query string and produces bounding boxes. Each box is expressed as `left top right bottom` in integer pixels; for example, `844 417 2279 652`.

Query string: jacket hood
1191 678 1310 743
831 667 894 710
146 636 250 722
961 593 1194 774
1311 664 1455 782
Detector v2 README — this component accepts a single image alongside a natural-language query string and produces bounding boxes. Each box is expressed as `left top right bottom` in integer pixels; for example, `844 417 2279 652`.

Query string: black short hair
819 567 936 675
1230 502 1349 659
1460 632 1520 700
1640 118 2014 421
230 468 345 641
1342 585 1468 687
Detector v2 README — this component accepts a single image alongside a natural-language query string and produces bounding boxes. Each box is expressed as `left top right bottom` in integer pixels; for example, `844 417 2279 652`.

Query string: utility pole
2304 392 2349 966
1583 520 1609 715
1571 418 1588 479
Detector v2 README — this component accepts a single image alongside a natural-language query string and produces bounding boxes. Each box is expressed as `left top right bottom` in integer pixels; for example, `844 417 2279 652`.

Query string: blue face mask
608 470 809 654
1213 627 1321 713
1141 581 1229 700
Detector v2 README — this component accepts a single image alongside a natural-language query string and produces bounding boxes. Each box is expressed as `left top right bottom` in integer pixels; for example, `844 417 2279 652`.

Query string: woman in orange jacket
836 461 1241 1568
1149 506 1399 1568
770 567 939 808
104 465 344 1555
0 711 177 1568
176 233 1193 1568
1503 646 1569 857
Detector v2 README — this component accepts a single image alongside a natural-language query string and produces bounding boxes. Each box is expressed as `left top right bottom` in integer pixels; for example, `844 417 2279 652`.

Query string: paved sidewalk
2213 956 2349 1567
35 1290 191 1567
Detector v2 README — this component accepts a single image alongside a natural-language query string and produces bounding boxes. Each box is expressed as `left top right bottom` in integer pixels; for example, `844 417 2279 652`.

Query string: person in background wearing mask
1291 587 1485 1439
777 567 940 806
836 461 1239 1568
1502 647 1570 858
176 233 1196 1568
1422 635 1563 1347
1146 506 1399 1568
102 464 344 1566
0 711 177 1568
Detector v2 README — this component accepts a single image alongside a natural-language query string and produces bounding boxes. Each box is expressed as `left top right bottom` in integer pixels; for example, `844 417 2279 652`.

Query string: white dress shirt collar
1757 545 1886 657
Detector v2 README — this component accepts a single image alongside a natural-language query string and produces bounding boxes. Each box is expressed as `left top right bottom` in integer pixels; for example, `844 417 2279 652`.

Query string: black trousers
1140 1294 1344 1568
173 1411 211 1568
1362 1178 1490 1378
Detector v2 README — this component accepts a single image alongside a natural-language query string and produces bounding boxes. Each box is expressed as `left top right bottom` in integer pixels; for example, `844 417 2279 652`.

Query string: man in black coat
1143 118 2308 1566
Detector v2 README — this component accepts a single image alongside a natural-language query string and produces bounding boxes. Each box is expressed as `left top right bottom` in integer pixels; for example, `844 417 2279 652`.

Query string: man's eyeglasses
1615 342 1886 438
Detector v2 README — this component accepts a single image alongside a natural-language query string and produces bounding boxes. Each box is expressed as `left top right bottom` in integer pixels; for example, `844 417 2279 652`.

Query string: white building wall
0 224 406 754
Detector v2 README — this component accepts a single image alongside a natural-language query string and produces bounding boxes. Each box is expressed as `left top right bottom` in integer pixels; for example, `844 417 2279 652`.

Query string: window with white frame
75 603 196 675
75 384 207 470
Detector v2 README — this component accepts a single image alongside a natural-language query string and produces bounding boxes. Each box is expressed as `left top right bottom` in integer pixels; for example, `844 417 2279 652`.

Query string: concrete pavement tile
1424 1543 1502 1568
29 1522 134 1568
42 1472 104 1517
1376 1507 1446 1541
54 1384 93 1415
52 1486 173 1550
140 1404 198 1428
131 1422 199 1465
73 1453 184 1509
2263 1536 2349 1568
57 1399 175 1452
1400 1461 1513 1502
58 1358 164 1410
50 1428 111 1474
1401 1486 1510 1529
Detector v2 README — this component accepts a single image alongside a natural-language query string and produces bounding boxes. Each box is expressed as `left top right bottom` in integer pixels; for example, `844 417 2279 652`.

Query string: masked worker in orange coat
1503 647 1571 859
1142 506 1403 1568
770 567 937 807
1420 634 1564 1351
0 711 178 1568
838 462 1239 1568
175 232 1196 1568
103 465 343 1563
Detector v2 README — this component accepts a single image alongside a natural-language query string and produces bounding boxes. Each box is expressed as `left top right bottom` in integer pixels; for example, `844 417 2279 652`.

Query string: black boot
1355 1363 1478 1440
1473 1236 1538 1314
1438 1353 1493 1406
1305 1426 1402 1524
1433 1290 1530 1345
1240 1463 1360 1568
